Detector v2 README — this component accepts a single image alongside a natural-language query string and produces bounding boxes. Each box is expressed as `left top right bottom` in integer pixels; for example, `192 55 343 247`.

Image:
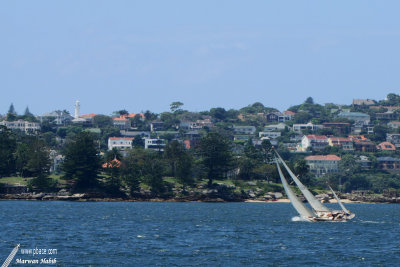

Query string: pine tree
62 131 101 191
8 103 16 115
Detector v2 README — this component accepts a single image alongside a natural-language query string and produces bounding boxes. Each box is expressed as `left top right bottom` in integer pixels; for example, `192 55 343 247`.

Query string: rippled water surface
0 201 400 266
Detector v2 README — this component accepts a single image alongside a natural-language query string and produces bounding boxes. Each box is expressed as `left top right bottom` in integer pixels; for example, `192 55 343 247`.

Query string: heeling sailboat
274 149 355 222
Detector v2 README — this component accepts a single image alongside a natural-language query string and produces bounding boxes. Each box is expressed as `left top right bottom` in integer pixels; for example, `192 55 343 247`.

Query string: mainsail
327 184 351 215
275 161 316 218
274 150 330 212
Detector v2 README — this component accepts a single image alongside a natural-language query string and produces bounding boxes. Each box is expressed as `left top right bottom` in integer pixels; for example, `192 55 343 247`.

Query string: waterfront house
305 155 342 177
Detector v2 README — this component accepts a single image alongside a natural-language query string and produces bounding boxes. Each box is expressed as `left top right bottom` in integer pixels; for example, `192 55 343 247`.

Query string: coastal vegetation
2 94 400 200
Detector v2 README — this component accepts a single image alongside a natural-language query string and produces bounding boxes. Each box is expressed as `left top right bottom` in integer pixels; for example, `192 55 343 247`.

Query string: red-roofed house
301 135 329 151
305 155 342 177
122 113 145 120
102 158 121 168
113 117 131 130
328 137 354 150
81 113 97 118
377 142 396 151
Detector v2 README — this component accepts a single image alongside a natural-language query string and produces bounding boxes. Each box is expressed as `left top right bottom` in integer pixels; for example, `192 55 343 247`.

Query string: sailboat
274 149 355 222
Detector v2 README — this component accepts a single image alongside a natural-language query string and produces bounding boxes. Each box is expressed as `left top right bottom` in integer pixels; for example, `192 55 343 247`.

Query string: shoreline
0 196 378 204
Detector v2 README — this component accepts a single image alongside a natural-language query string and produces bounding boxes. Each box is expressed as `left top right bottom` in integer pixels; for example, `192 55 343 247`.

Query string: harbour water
1 201 399 266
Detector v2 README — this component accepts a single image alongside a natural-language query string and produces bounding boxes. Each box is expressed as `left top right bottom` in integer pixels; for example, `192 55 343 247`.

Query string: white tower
74 100 80 119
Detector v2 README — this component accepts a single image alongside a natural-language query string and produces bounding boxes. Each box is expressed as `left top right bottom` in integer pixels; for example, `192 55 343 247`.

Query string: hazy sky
2 1 400 115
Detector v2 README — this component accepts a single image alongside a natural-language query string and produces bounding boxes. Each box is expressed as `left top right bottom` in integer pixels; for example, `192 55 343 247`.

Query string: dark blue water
0 201 399 266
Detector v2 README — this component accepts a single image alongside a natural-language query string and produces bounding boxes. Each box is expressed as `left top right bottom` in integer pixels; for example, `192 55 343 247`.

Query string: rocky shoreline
1 190 400 203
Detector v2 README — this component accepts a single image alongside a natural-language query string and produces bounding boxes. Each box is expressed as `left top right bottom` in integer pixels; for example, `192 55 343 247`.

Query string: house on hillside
337 112 370 125
292 123 323 133
328 137 354 150
377 141 396 151
305 155 342 177
113 117 131 130
352 99 376 106
353 140 376 153
375 111 398 121
144 138 166 151
322 122 351 135
386 133 400 148
41 110 73 125
301 135 329 151
233 125 256 135
377 157 400 172
150 121 165 132
0 120 40 134
388 121 400 129
108 137 134 151
264 123 286 132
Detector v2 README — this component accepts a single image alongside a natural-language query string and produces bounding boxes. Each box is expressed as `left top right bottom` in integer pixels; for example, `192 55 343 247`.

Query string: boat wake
292 216 311 222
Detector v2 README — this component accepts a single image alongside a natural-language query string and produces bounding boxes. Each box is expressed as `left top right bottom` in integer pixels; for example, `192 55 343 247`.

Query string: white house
305 155 342 177
293 123 323 133
0 120 40 133
264 123 286 132
259 131 281 139
233 125 256 135
301 135 329 151
144 138 166 151
108 137 134 150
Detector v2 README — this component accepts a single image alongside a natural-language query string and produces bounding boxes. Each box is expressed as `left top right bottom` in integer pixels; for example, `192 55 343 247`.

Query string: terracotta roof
305 155 342 161
284 110 295 115
102 159 121 168
306 135 328 140
377 142 396 151
123 113 145 119
81 113 97 118
348 135 367 141
329 137 351 142
113 117 129 121
109 137 134 141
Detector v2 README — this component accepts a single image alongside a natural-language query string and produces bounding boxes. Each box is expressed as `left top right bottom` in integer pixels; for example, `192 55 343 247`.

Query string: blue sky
2 1 400 115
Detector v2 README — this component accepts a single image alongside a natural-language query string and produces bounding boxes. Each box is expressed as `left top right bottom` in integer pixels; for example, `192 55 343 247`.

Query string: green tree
165 140 194 186
103 148 122 186
339 154 361 177
170 101 184 113
142 151 166 194
62 132 101 191
305 97 314 105
15 143 29 177
197 132 234 186
210 107 227 121
93 115 113 128
0 126 16 177
121 148 145 196
294 112 312 123
8 103 16 115
25 137 51 178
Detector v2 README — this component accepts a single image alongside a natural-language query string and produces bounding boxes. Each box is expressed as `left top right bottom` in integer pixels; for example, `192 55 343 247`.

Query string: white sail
327 185 351 215
274 150 330 212
276 161 316 218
